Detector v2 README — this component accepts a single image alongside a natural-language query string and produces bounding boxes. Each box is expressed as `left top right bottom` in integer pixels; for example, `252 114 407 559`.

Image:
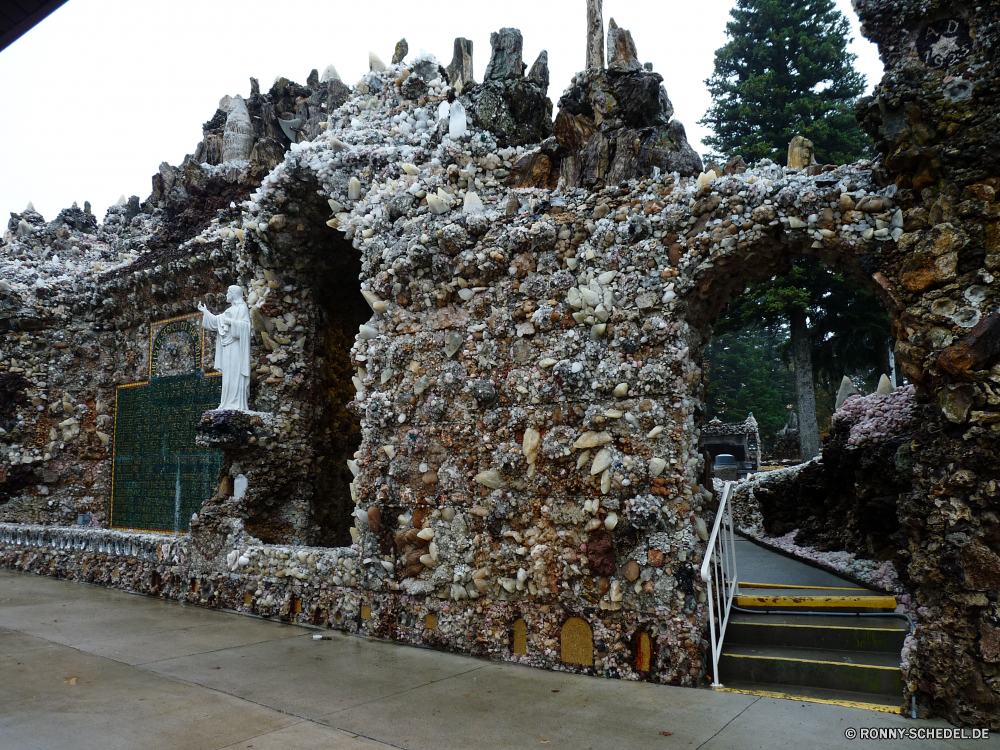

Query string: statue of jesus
197 285 252 412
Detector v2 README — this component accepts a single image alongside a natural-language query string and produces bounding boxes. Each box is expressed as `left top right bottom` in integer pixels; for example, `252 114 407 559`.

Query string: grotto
1 0 1000 729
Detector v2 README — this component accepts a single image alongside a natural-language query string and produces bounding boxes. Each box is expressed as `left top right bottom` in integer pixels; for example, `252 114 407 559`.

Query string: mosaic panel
111 373 223 533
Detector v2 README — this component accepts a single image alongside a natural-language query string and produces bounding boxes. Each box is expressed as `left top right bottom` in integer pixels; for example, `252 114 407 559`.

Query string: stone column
855 0 1000 726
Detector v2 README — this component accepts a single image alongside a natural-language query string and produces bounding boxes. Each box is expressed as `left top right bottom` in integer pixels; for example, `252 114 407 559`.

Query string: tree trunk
790 307 820 460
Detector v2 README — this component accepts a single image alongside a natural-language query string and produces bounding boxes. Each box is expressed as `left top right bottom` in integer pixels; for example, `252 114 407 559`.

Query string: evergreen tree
705 327 797 449
699 0 869 165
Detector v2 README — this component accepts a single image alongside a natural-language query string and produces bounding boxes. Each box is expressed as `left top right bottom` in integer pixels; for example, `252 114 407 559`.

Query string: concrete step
718 681 905 714
719 643 903 697
726 612 908 653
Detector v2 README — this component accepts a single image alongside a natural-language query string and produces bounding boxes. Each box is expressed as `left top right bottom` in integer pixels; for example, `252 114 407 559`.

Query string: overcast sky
0 0 883 224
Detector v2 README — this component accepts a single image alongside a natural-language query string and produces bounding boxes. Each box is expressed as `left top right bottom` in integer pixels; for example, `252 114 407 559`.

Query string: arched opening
703 254 893 467
237 179 370 547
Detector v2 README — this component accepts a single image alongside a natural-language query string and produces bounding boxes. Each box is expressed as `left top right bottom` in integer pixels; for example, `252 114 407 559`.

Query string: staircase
717 539 909 712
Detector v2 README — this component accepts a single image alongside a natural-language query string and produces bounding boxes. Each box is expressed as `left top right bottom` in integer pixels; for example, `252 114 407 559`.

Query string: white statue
197 285 252 412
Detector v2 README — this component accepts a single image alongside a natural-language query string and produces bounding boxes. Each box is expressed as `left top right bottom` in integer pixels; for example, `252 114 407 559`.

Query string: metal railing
700 480 738 688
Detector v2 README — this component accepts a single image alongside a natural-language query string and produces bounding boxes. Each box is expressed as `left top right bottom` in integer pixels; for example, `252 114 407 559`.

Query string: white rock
449 100 467 139
613 383 628 397
695 170 717 189
604 512 618 530
463 191 485 214
369 51 386 71
348 177 362 200
426 194 448 214
320 64 340 82
649 457 666 477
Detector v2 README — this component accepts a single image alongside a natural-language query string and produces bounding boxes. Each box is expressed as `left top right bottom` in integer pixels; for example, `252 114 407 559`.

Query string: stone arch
560 616 593 666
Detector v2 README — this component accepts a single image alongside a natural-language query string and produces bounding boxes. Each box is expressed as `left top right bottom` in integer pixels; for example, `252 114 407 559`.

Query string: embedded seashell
573 431 612 450
522 428 540 464
474 470 503 489
362 289 388 313
591 448 612 475
600 470 612 495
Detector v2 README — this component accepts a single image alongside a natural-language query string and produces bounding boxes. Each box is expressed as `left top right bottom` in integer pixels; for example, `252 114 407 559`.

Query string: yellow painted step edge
723 653 900 671
716 686 901 715
736 594 897 609
739 582 866 591
733 621 905 632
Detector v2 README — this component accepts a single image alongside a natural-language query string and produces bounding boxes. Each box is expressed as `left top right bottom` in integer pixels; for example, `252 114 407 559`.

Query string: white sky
0 0 883 223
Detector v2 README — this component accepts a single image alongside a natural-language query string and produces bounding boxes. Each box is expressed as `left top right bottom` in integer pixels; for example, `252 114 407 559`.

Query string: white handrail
700 480 738 688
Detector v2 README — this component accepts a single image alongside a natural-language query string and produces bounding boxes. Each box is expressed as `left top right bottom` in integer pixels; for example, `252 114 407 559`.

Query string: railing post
700 481 736 689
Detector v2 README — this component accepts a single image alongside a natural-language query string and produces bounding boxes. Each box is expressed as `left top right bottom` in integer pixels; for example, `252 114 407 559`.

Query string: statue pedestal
195 409 273 449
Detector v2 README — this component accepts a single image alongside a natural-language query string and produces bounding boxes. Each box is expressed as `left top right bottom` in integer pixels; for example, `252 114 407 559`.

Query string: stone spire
221 95 253 163
586 0 604 70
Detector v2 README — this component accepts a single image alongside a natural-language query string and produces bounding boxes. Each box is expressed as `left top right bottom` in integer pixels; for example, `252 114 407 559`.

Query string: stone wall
1 1 1000 724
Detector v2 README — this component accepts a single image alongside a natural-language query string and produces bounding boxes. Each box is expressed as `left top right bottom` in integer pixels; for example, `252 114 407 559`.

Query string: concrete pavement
0 569 991 750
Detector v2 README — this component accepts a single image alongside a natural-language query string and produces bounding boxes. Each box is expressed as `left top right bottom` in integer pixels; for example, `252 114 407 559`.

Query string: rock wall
737 386 918 559
1 3 1000 723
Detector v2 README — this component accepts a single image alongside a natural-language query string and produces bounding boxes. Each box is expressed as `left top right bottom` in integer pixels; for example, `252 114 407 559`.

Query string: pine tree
699 0 869 165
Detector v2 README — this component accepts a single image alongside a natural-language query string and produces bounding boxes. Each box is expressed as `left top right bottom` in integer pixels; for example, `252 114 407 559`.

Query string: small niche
243 592 252 606
425 614 437 630
635 631 652 672
512 618 528 655
560 617 593 666
360 605 372 620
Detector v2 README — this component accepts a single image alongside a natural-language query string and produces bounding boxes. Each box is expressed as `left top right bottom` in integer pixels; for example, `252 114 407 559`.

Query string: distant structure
699 414 761 477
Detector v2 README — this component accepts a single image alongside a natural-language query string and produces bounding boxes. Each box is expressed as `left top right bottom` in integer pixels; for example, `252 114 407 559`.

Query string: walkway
0 570 986 749
733 535 866 588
